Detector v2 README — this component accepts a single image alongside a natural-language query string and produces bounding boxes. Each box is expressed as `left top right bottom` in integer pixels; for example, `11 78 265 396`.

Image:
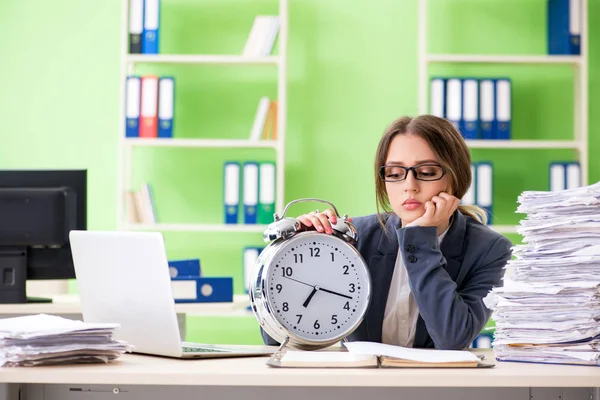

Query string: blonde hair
374 115 488 229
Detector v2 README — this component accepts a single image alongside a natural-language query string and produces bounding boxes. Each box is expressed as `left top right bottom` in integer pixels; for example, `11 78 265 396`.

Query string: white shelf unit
417 0 588 234
116 0 288 232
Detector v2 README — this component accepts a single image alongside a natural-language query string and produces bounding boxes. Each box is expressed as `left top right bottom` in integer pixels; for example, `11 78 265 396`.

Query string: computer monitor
0 169 87 303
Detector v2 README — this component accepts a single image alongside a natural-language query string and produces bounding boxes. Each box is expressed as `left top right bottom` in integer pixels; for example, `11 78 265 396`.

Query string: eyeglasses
379 163 446 182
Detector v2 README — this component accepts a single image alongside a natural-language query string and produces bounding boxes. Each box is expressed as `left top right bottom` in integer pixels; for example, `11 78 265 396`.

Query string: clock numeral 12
309 247 320 257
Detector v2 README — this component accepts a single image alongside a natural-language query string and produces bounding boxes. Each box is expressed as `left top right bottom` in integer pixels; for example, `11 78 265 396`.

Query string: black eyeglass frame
378 163 447 182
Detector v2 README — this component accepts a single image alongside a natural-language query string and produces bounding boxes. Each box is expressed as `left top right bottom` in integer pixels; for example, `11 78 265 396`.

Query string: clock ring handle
275 198 341 221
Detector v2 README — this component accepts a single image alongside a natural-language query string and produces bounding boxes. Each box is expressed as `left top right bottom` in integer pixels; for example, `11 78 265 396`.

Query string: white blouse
381 224 450 347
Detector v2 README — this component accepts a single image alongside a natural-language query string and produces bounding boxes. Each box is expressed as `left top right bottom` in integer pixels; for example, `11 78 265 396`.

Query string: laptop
69 230 276 359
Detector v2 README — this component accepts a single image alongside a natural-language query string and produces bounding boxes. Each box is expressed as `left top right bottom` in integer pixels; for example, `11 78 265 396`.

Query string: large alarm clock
249 198 372 351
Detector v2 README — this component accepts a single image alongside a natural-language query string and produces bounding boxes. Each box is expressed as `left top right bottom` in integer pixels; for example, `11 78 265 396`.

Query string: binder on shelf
125 76 141 138
461 78 479 139
142 0 159 54
494 78 511 140
243 162 259 224
128 0 143 54
224 162 240 224
243 247 263 293
429 77 445 118
479 79 495 140
258 162 276 224
158 77 174 138
168 259 201 279
461 164 476 206
476 162 493 225
471 332 493 349
547 0 581 55
445 78 462 135
550 161 581 191
140 76 158 138
172 277 233 303
566 161 581 189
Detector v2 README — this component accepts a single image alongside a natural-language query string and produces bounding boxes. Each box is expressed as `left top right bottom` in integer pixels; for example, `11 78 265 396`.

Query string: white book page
344 341 480 363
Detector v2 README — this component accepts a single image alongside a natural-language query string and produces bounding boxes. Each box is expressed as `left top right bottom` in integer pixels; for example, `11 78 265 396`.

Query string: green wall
1 0 598 344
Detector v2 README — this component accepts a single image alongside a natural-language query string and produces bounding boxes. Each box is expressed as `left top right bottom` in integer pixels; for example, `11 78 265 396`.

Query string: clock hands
281 274 353 307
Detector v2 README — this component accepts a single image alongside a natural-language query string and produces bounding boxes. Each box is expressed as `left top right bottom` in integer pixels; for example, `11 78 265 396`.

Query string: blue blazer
261 210 513 350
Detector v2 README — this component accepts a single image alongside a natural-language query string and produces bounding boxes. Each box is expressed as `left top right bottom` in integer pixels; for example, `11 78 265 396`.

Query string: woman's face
383 133 450 225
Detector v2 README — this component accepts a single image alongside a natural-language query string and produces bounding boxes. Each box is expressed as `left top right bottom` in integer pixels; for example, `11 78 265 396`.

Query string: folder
461 78 479 139
495 78 511 140
128 0 143 54
142 0 159 54
547 0 581 55
125 76 141 138
479 79 495 140
549 162 566 191
243 247 262 293
172 277 233 303
224 162 240 224
140 76 158 138
258 162 276 224
476 162 493 225
158 77 174 138
445 78 462 134
429 78 446 118
472 332 493 349
243 162 259 224
461 164 476 206
566 162 581 189
168 259 201 278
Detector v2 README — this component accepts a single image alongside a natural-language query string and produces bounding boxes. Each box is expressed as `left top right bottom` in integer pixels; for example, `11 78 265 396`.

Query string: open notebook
267 341 492 368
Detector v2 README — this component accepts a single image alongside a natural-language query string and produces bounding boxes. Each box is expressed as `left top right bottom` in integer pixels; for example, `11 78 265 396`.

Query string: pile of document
0 314 133 367
484 181 600 366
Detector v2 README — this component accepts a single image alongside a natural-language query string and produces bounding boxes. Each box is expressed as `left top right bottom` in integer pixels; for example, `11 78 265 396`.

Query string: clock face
266 232 370 342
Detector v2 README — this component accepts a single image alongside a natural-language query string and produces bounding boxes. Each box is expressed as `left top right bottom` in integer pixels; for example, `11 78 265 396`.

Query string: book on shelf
243 16 280 57
267 341 491 369
249 97 278 141
126 182 156 224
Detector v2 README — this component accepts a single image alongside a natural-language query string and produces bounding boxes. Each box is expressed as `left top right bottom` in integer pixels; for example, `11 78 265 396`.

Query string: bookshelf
417 0 589 235
116 0 288 232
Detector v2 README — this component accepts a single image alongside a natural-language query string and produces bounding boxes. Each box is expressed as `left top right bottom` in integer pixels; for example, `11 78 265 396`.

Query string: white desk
1 350 599 400
0 295 252 340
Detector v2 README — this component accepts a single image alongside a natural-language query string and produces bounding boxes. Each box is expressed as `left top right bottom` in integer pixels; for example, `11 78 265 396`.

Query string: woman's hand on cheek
406 192 460 228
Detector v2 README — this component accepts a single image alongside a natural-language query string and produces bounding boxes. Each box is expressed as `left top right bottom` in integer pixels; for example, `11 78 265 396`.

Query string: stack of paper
484 181 600 366
0 314 133 367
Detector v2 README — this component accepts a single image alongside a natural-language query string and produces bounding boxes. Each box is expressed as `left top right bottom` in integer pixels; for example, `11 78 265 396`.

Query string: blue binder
547 0 581 55
168 259 200 278
142 0 159 54
429 77 446 118
172 277 233 303
479 79 495 140
494 78 511 140
461 78 479 139
224 162 240 224
475 162 493 225
125 76 141 138
158 76 174 138
445 78 462 134
242 162 259 224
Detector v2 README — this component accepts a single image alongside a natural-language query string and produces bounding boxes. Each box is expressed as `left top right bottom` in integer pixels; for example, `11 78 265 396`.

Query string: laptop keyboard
182 343 231 353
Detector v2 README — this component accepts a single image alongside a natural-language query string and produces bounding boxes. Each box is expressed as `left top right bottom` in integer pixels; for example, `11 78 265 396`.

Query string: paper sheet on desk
343 342 480 363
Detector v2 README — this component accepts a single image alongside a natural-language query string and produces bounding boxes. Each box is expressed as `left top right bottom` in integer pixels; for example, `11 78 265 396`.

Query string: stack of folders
483 180 600 366
242 16 280 57
547 0 581 55
461 162 494 225
168 258 233 303
128 0 160 54
430 77 511 140
125 75 174 139
224 161 276 225
0 314 133 367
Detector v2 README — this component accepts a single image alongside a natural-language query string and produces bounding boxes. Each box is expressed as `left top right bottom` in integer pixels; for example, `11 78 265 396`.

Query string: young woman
261 115 513 350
